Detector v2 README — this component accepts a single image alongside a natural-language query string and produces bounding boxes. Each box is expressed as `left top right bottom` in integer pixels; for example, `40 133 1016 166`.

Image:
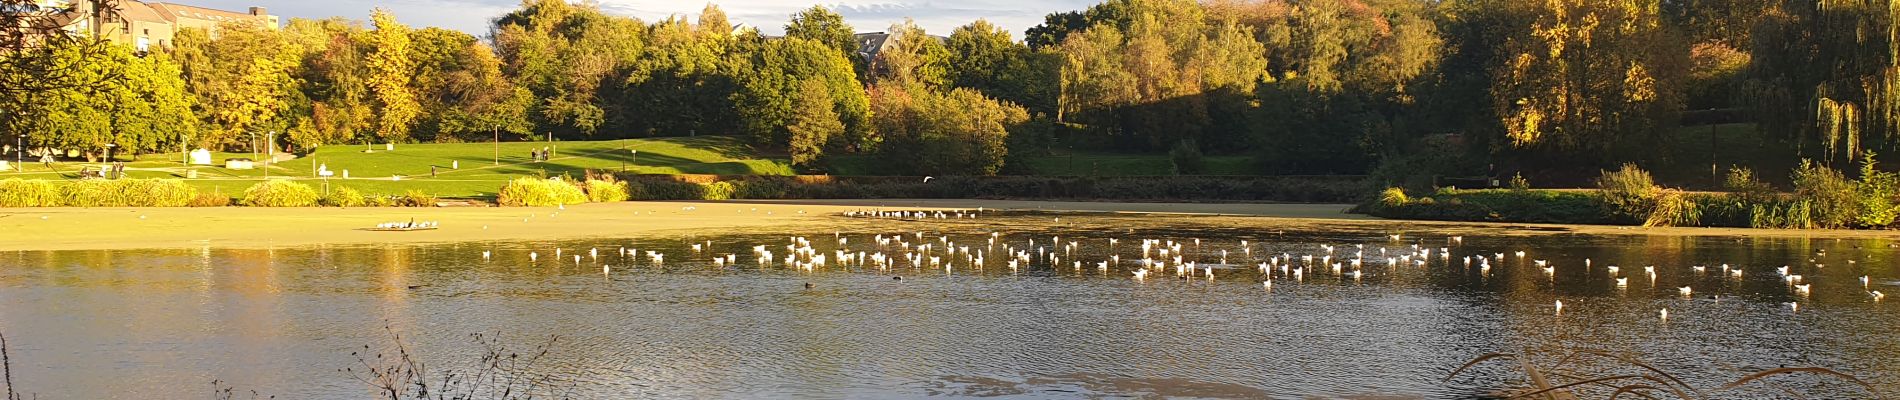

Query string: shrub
1751 199 1813 229
701 181 735 200
240 180 320 207
321 186 367 207
1509 173 1531 191
365 195 396 207
1597 163 1660 224
583 179 630 203
188 192 231 207
1792 160 1856 228
628 180 704 200
732 178 791 199
1169 140 1205 175
0 179 62 207
120 179 196 207
61 179 125 207
497 177 586 207
1724 167 1773 201
397 190 437 207
1644 189 1701 227
1378 187 1409 208
1853 153 1900 228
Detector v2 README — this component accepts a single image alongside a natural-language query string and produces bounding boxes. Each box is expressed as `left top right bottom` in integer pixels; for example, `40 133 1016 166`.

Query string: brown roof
115 1 167 25
148 2 263 24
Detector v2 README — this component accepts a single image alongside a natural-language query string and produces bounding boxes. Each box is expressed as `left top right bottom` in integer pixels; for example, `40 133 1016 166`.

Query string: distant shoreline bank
0 200 1894 252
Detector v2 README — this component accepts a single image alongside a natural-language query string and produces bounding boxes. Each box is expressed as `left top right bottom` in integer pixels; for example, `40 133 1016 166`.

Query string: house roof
115 1 168 25
148 2 263 25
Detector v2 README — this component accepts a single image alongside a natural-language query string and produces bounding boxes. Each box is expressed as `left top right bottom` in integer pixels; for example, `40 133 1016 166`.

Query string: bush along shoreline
0 178 445 208
612 174 1369 203
0 173 1368 207
1363 156 1900 230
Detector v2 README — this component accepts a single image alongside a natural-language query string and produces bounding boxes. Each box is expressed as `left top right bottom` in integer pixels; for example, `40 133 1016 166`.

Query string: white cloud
177 0 1096 39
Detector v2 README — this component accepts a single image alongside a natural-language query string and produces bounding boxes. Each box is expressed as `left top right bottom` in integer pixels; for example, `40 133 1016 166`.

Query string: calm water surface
1 212 1897 398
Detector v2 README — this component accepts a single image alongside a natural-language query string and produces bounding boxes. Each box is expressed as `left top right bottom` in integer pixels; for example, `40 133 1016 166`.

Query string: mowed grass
4 136 792 198
1648 123 1801 190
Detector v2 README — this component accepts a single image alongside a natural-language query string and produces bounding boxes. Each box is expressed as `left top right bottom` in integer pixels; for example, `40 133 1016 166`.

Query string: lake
0 211 1893 398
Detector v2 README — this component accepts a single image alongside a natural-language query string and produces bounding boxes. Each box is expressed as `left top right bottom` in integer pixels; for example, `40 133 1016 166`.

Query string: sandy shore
0 199 1893 251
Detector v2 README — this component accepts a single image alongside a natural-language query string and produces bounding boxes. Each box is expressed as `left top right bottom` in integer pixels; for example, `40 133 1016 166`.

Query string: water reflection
0 213 1893 398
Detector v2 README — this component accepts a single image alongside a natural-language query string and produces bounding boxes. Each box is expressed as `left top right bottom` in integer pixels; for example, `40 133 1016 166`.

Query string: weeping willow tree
1750 0 1900 165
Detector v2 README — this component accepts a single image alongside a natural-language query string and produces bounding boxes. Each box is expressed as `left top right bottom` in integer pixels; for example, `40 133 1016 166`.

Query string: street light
15 133 23 173
265 131 274 179
493 125 500 166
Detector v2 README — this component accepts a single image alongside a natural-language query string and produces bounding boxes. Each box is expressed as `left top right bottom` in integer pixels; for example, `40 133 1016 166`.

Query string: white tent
188 149 212 165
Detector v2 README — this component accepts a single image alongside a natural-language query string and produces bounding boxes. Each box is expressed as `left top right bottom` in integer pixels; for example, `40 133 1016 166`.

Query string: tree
786 78 843 168
284 18 372 149
874 19 951 88
872 84 1026 175
111 51 197 156
784 6 856 61
407 27 533 142
948 20 1060 116
734 37 870 152
172 24 304 150
494 0 644 138
1489 0 1686 157
1051 0 1267 149
365 8 419 142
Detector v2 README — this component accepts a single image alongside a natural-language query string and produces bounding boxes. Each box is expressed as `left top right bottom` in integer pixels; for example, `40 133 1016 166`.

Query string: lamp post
15 133 23 174
493 125 500 166
265 131 274 179
630 149 638 173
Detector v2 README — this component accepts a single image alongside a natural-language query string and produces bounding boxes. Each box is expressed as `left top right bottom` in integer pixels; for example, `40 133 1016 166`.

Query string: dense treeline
8 0 1900 180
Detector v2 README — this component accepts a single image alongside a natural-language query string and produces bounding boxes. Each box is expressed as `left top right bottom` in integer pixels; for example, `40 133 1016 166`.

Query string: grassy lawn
1648 123 1801 190
2 136 792 198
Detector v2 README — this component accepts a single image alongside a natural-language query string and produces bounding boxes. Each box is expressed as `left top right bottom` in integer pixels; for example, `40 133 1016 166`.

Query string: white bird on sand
1872 291 1887 301
1659 308 1668 321
1263 280 1272 291
481 251 491 259
1554 300 1564 315
530 252 539 262
1615 277 1628 287
1679 286 1693 297
1862 275 1871 288
1794 284 1811 296
923 176 935 183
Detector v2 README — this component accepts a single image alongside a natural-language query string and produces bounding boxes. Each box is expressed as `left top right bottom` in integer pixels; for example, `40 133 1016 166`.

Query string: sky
174 0 1096 38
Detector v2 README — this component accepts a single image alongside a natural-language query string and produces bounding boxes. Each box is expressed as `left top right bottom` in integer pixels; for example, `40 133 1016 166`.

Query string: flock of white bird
479 208 1887 321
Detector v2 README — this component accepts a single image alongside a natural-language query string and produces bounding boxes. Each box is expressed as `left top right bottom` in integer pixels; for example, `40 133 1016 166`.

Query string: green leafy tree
784 6 857 62
171 24 304 150
872 83 1026 175
283 18 372 149
365 8 419 142
874 19 952 89
786 78 843 169
1490 0 1686 156
735 37 870 152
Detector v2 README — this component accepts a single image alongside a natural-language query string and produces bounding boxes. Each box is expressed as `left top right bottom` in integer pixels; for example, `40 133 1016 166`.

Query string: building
33 0 278 52
110 1 279 52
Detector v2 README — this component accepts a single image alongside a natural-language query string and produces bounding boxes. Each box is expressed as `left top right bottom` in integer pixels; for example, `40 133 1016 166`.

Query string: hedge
612 174 1369 203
